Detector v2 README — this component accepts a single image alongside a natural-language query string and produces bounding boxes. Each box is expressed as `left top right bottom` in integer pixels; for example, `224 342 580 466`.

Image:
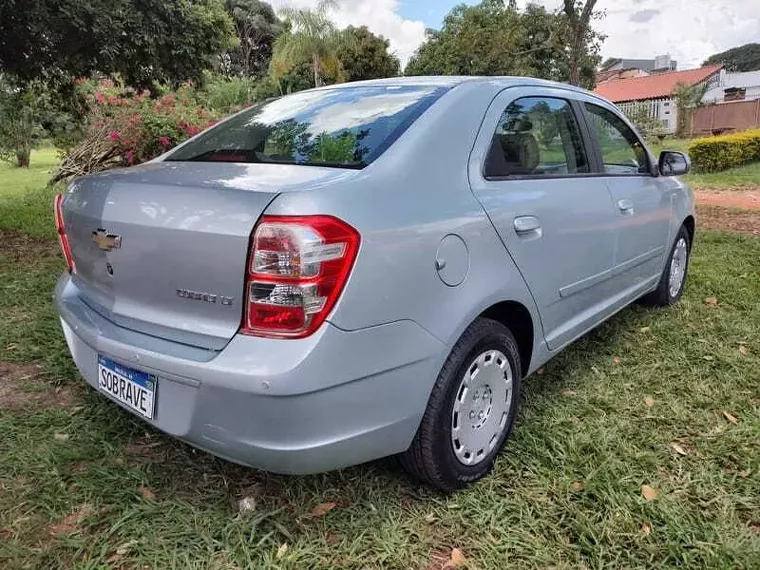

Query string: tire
641 225 691 307
399 317 522 491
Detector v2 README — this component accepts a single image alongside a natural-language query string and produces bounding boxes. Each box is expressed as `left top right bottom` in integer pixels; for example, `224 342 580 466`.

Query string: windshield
166 85 448 169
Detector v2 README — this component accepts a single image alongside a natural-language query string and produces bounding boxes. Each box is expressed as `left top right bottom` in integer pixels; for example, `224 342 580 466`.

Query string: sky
267 0 760 70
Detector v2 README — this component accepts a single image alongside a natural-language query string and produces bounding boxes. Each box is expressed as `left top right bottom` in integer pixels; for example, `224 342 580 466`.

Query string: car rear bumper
54 273 444 474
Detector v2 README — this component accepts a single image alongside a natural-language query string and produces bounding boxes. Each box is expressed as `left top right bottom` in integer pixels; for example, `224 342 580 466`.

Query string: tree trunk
563 0 598 87
16 148 30 168
313 54 323 87
569 37 582 86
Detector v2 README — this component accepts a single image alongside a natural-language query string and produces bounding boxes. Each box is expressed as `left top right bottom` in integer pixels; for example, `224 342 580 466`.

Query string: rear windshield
166 85 448 169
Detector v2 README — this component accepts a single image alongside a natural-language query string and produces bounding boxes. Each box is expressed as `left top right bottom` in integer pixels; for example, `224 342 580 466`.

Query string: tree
563 0 599 86
672 82 709 138
0 0 237 88
403 28 447 76
270 0 343 89
405 2 555 77
531 101 561 147
224 0 283 78
338 26 400 82
703 43 760 72
270 24 399 88
624 103 668 140
0 76 50 167
261 60 316 97
404 0 602 89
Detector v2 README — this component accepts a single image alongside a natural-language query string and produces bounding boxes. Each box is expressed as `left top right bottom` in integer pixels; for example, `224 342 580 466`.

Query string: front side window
485 97 589 178
167 85 447 169
584 103 650 175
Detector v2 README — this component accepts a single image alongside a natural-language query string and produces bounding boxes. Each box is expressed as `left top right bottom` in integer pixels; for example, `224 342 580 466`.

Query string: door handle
617 199 634 214
513 216 542 237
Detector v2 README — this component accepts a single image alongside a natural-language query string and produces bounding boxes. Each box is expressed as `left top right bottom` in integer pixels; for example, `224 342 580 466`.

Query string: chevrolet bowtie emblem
92 228 122 251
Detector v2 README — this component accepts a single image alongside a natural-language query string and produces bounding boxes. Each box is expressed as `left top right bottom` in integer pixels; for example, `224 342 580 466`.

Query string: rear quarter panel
265 81 546 370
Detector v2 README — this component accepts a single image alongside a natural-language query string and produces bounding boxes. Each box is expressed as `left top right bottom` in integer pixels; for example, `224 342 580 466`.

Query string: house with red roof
594 65 723 133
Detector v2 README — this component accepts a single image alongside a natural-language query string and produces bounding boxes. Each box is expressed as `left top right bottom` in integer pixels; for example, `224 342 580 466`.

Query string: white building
703 70 760 103
594 65 723 133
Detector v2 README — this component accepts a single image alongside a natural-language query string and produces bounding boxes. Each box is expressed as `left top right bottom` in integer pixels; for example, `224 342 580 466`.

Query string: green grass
686 162 760 190
1 157 759 569
0 148 62 239
648 138 691 155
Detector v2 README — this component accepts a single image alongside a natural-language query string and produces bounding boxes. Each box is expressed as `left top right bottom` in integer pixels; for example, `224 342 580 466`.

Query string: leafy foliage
265 23 400 94
199 73 257 111
338 26 400 82
672 82 709 138
260 119 370 165
0 76 52 167
703 43 760 72
530 101 562 148
563 0 600 86
0 0 237 88
687 129 760 172
258 63 315 98
223 0 283 78
623 104 668 140
52 79 220 182
270 0 343 88
404 0 602 89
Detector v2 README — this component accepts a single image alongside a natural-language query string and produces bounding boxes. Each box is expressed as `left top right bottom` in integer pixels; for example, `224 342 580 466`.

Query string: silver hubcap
451 350 513 466
669 237 688 298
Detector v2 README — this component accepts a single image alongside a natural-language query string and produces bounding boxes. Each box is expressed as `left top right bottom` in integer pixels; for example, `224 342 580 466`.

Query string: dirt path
694 189 760 210
696 205 760 235
0 362 77 410
690 187 760 234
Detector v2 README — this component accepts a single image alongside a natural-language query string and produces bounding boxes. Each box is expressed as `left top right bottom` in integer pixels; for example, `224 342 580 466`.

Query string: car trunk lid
61 160 356 351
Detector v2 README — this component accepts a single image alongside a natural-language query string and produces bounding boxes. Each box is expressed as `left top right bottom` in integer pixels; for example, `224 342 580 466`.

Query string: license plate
97 356 156 419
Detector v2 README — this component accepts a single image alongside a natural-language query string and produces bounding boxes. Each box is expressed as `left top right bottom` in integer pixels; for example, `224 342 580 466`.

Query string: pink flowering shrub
54 79 220 181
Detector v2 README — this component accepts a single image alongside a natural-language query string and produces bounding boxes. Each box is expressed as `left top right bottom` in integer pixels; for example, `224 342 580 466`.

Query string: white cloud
522 0 760 69
268 0 426 67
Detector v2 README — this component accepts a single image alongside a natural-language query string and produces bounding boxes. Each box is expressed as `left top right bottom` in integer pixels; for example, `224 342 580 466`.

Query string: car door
581 102 673 293
468 87 620 351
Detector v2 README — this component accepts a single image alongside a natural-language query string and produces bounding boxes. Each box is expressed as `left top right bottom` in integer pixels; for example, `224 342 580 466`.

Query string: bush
53 79 220 182
199 74 256 112
0 77 51 167
623 103 668 140
687 129 760 173
252 77 283 101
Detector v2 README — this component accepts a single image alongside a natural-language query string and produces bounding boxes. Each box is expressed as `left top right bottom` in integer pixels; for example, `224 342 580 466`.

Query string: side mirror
659 151 690 176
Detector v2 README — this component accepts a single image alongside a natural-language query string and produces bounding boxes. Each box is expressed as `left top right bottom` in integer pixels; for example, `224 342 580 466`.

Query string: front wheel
399 318 522 491
641 225 691 307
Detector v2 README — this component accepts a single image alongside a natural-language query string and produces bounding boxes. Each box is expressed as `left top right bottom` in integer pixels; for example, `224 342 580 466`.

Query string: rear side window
166 85 447 169
583 103 650 175
485 97 589 178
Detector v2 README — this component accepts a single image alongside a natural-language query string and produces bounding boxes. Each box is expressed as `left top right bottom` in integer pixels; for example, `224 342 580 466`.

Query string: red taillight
54 193 75 273
241 215 360 338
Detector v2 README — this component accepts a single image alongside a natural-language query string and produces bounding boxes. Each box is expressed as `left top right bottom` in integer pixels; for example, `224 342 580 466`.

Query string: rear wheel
641 225 691 307
399 318 522 491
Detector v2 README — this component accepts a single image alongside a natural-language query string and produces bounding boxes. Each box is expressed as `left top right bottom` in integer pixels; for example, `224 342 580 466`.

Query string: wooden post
689 108 694 137
709 105 716 133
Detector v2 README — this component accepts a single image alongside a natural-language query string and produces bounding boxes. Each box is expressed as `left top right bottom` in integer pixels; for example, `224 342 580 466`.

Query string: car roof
319 76 597 98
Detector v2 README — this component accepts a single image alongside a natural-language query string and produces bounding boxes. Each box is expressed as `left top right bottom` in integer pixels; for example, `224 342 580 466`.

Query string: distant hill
703 43 760 72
